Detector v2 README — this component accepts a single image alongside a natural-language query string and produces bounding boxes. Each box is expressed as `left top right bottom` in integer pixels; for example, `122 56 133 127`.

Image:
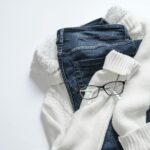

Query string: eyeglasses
80 81 125 100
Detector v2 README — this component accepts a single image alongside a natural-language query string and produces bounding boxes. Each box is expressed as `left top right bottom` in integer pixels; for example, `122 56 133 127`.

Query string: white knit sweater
112 20 150 150
105 6 144 40
31 34 74 147
30 7 150 150
42 50 140 150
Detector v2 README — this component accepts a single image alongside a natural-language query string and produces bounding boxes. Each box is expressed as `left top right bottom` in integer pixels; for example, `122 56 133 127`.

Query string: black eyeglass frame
80 81 125 100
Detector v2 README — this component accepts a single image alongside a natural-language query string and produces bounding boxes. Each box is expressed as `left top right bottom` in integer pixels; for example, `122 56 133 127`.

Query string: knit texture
119 123 150 150
31 49 63 85
42 84 74 147
30 7 150 150
112 20 150 150
103 50 140 76
105 6 127 24
30 36 74 148
44 50 138 150
105 6 144 39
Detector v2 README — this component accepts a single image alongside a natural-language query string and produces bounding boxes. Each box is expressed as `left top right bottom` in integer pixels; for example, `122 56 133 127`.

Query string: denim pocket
73 57 104 87
71 40 138 88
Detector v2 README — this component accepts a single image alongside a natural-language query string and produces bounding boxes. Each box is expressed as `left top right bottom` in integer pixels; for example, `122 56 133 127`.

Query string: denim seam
77 60 104 67
61 25 125 31
57 29 76 111
71 40 131 53
73 61 102 86
58 29 64 55
69 61 82 109
70 60 81 88
123 26 130 39
73 65 83 88
58 56 75 111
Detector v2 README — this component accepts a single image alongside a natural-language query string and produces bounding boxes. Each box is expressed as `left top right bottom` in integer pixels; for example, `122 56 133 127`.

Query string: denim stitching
71 40 131 53
73 65 83 88
57 29 76 111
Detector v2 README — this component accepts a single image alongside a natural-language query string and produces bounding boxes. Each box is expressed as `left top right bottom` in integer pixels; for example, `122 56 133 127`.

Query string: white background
0 0 150 150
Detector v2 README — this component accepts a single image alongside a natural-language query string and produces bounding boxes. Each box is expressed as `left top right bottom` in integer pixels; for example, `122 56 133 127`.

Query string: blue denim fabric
56 18 142 150
147 108 150 122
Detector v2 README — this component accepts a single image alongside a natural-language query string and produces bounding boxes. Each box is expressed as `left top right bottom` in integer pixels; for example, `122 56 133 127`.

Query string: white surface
0 0 150 150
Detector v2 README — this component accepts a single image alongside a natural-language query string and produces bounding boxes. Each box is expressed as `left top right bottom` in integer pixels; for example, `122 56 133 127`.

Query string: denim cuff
119 123 150 150
103 50 140 76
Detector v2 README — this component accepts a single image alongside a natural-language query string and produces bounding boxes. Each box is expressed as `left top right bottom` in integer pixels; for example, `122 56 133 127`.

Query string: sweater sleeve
31 50 63 85
30 37 63 91
112 20 150 150
105 6 144 40
119 123 150 150
48 50 140 150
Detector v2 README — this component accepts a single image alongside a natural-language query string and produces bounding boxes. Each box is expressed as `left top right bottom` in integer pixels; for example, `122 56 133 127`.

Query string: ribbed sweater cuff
103 50 140 76
119 123 150 150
